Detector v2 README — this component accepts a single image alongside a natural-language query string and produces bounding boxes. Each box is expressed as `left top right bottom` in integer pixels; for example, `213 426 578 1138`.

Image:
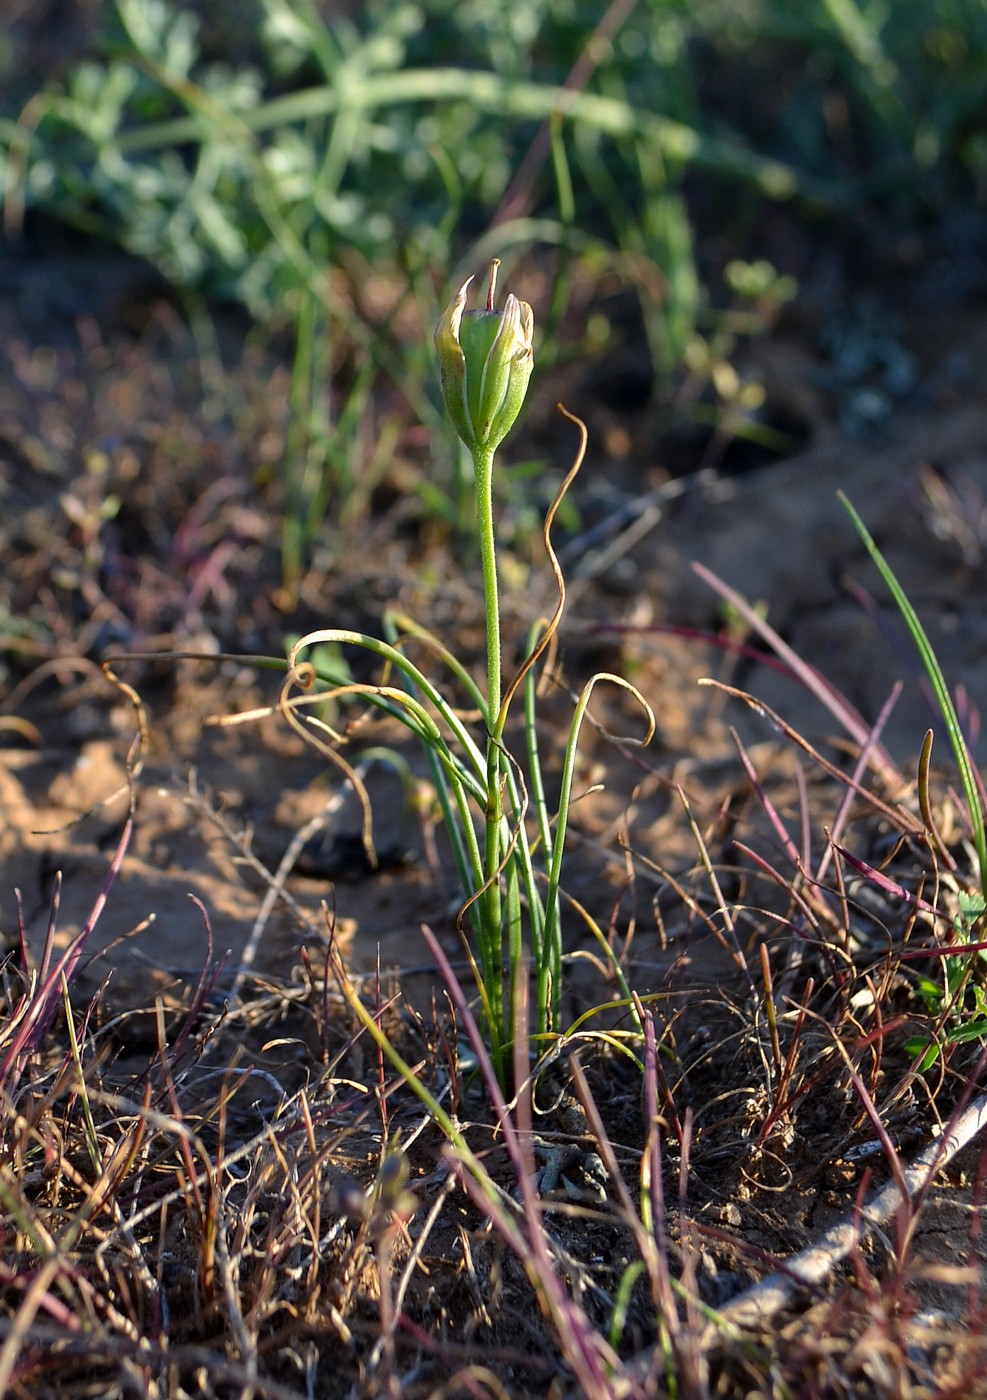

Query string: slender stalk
474 443 507 1060
474 446 502 731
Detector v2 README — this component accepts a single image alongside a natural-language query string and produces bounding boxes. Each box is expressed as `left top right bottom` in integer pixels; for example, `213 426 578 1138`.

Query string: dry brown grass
2 684 986 1400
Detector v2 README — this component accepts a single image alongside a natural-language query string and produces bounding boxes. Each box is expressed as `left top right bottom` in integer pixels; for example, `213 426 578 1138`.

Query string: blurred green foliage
1 0 984 578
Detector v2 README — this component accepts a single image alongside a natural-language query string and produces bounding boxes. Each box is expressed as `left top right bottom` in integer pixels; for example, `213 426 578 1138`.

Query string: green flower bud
434 260 534 454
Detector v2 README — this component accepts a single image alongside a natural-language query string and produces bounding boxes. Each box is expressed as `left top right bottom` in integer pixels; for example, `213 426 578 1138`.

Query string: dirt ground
2 221 987 1395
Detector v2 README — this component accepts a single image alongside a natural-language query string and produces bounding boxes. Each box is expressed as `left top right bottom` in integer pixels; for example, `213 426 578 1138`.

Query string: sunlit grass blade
839 491 987 896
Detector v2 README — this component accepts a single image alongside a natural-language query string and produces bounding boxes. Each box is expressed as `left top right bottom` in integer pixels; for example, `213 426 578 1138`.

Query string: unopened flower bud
434 260 534 454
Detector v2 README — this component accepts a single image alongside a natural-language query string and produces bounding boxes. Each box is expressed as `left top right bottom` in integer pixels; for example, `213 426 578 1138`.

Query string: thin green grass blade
839 491 987 895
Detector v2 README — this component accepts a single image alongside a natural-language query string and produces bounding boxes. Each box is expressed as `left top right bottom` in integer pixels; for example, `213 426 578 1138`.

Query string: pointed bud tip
434 266 534 452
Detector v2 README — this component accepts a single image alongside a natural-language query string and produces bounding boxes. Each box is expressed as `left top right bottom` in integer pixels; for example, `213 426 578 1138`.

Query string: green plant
907 891 987 1070
283 264 652 1086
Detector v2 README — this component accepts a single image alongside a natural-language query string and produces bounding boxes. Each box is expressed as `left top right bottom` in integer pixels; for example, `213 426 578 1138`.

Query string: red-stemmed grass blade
701 680 921 836
164 894 227 1064
815 680 905 889
725 717 867 964
0 805 134 1099
755 976 814 1148
731 842 823 938
833 845 971 934
828 1022 913 1240
571 999 731 1396
693 560 903 791
729 728 801 870
639 1008 702 1393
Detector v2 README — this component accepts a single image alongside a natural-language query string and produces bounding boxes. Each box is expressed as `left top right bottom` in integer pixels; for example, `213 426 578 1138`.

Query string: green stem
474 447 501 726
474 445 507 1057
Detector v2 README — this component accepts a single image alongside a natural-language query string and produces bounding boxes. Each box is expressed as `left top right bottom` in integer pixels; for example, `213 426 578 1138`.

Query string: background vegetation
3 0 985 579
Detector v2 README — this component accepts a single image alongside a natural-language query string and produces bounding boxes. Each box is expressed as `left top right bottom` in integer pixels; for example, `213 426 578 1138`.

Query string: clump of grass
0 811 133 1105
